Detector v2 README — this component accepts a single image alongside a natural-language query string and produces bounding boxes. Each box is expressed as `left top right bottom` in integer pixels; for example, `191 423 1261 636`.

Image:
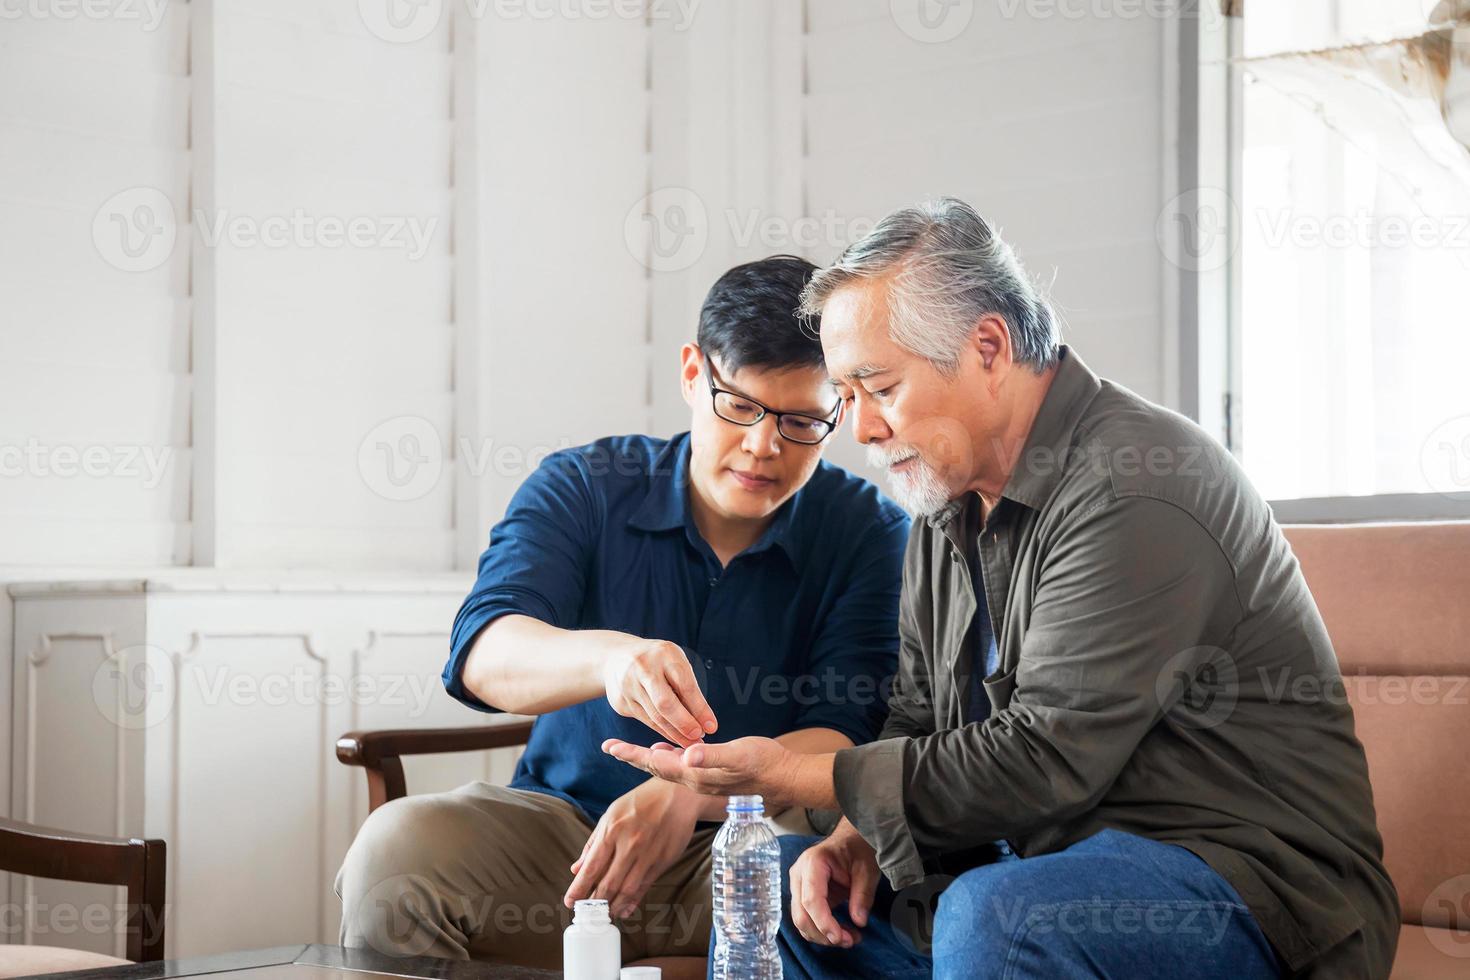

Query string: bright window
1235 0 1470 504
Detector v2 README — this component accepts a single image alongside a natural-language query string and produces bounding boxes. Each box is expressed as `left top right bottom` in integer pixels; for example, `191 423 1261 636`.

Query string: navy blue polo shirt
444 432 910 822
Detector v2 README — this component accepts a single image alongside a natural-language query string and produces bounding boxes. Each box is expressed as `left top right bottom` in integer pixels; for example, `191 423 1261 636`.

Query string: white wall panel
462 5 652 557
0 3 193 567
804 0 1170 405
202 0 457 570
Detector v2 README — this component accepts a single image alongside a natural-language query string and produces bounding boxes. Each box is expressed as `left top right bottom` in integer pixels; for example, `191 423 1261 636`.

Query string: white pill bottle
564 899 621 980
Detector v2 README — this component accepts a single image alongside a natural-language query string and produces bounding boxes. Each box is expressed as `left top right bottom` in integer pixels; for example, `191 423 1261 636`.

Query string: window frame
1172 1 1470 523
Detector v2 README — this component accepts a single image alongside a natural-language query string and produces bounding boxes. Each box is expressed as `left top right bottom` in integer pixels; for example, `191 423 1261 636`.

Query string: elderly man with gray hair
605 197 1399 978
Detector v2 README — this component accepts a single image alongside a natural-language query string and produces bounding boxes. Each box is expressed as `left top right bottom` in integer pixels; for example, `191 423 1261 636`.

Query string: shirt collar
925 345 1101 529
1004 345 1101 510
626 434 691 533
626 431 808 572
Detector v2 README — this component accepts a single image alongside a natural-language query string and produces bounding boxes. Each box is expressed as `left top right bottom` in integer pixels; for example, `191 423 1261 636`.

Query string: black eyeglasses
705 358 841 446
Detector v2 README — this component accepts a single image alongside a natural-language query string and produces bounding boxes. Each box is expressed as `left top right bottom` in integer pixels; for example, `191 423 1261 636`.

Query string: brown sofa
335 523 1467 977
1285 522 1470 978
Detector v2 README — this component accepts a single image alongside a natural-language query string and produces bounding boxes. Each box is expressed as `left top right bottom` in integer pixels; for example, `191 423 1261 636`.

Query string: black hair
696 254 824 374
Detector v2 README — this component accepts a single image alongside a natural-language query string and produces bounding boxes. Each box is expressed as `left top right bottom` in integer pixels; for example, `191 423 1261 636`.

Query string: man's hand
602 735 820 811
601 637 718 747
563 778 703 920
790 821 880 949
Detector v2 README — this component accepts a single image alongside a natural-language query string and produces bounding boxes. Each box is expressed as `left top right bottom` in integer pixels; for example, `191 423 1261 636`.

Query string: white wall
0 3 193 566
0 0 653 575
461 2 652 566
0 0 1180 954
199 0 458 571
802 0 1170 407
1 0 1176 575
643 1 1175 482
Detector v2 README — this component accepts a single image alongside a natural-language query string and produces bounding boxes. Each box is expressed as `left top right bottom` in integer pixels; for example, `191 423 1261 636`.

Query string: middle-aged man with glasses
334 254 908 979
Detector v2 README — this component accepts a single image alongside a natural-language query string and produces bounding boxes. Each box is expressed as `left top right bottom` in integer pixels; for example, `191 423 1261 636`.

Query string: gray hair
798 198 1059 374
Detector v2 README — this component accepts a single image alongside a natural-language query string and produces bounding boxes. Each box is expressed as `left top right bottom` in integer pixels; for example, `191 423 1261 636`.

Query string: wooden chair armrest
335 720 534 767
336 720 535 814
0 817 166 962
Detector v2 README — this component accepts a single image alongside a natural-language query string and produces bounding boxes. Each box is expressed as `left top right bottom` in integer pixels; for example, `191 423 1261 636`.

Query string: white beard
867 445 954 518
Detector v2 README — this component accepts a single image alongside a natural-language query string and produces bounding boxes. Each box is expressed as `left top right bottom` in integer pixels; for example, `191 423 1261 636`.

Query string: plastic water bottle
711 794 782 980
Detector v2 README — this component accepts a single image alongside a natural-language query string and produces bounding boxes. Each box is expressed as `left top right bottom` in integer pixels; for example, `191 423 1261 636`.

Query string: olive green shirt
833 347 1398 978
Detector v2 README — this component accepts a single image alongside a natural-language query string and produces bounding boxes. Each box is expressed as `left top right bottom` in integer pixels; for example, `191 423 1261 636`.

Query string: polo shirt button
708 577 718 587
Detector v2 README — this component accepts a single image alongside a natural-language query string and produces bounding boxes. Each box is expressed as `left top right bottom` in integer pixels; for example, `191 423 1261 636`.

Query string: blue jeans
752 828 1282 980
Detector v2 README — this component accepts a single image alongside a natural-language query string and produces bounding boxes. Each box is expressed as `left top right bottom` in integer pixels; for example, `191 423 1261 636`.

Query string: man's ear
972 315 1011 372
679 343 703 407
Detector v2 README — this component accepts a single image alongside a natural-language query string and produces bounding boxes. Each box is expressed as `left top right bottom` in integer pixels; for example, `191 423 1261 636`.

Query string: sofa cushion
1344 675 1470 928
1391 924 1470 978
1285 522 1470 674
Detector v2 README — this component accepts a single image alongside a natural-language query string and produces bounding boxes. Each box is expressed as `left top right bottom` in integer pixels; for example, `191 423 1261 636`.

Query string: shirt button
708 577 718 587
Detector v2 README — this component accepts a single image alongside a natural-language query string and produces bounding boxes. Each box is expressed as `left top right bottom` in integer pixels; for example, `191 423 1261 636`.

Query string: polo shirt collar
1003 345 1101 511
925 345 1101 529
627 431 807 571
626 434 690 533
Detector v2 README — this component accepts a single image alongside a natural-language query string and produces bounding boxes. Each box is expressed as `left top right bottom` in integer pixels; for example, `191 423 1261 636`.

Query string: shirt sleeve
833 495 1243 888
443 449 599 712
788 511 909 746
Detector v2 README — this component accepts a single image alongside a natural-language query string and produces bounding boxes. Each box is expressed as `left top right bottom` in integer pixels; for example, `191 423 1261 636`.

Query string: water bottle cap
726 793 764 812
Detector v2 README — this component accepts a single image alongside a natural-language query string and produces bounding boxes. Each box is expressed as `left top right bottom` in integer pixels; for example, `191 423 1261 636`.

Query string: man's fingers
564 837 612 907
847 855 879 928
666 659 718 734
602 739 653 769
683 740 744 770
644 676 705 745
637 678 701 746
590 849 638 917
632 697 686 748
795 859 848 947
570 835 593 874
602 739 690 785
789 863 820 944
609 881 647 922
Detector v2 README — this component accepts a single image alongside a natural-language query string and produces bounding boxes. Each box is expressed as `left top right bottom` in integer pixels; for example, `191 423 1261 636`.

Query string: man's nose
852 398 892 445
741 415 781 457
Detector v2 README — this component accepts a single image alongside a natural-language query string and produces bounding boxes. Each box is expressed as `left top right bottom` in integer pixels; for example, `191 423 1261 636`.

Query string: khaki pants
334 782 716 969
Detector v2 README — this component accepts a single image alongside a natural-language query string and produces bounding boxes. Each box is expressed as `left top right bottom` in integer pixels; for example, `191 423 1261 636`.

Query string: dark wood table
37 944 559 980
